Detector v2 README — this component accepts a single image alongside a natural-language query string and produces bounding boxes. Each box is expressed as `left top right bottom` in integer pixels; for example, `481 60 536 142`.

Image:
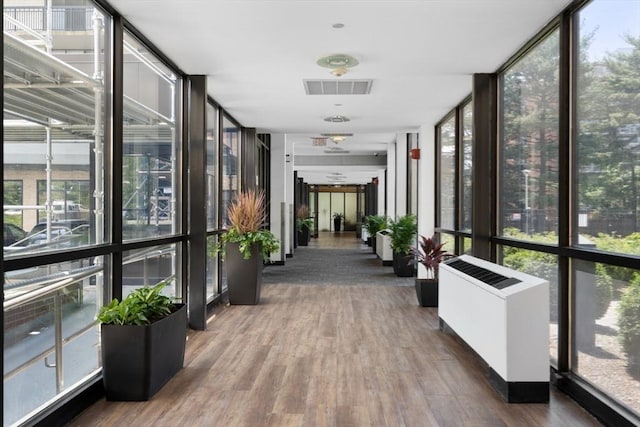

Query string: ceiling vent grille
303 79 373 95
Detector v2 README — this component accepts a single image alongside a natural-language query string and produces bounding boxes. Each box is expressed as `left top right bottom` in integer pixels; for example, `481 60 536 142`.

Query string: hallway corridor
70 233 601 426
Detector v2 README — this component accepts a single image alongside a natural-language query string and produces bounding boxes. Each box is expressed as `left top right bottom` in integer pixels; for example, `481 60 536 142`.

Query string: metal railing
4 6 94 32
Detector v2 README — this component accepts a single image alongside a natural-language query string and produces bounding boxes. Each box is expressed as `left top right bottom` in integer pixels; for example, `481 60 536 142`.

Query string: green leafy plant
389 214 417 255
362 215 388 236
332 212 345 220
97 282 174 326
216 190 280 260
410 234 448 279
618 273 640 374
296 204 314 232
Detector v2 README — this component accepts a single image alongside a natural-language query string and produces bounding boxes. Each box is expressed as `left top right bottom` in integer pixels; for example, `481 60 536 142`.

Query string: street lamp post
522 169 530 235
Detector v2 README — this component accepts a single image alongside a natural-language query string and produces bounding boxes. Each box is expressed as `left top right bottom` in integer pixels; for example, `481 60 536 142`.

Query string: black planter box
298 225 310 246
415 279 438 307
226 242 263 305
393 252 415 277
101 303 187 401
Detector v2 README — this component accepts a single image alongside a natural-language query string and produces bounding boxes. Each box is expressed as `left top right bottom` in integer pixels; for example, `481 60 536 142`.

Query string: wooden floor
70 233 601 426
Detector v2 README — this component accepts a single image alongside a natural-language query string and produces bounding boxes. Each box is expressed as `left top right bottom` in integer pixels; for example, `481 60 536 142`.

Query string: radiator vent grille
445 259 521 289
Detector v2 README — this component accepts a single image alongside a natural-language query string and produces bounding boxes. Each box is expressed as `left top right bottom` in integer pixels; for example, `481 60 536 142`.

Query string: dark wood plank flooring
69 232 601 426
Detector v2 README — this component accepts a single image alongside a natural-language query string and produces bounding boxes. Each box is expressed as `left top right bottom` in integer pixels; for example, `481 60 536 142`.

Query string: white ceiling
109 0 572 185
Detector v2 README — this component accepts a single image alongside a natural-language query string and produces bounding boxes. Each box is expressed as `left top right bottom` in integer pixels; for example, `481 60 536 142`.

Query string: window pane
122 32 180 241
439 232 455 255
461 103 473 232
439 116 456 230
500 246 558 363
4 2 107 256
221 116 240 227
575 0 640 254
573 260 640 416
206 103 218 231
122 244 181 301
499 30 559 242
4 256 105 425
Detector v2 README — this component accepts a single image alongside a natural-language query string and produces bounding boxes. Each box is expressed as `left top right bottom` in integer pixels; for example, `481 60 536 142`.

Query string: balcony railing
4 6 94 32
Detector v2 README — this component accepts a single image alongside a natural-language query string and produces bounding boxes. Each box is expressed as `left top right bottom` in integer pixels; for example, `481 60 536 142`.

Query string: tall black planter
415 279 438 307
101 304 187 401
333 218 342 233
226 242 263 305
393 251 415 277
298 225 310 246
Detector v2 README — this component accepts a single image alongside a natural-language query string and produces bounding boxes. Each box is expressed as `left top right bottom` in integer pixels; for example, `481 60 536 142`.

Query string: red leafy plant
410 234 448 279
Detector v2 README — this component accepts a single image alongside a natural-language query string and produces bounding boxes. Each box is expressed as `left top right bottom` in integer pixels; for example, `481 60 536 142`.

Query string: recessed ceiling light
332 23 345 29
323 115 350 123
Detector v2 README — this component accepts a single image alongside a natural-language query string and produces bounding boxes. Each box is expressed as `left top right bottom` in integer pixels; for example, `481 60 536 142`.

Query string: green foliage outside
502 228 615 321
618 273 640 374
97 282 174 326
388 214 417 255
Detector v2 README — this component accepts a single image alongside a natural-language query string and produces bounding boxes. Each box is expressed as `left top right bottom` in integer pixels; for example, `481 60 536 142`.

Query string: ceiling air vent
303 79 373 95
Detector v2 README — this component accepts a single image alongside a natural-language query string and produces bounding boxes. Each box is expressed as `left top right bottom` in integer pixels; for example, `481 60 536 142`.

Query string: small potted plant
296 204 314 246
332 212 345 233
217 190 279 305
97 282 186 401
410 234 449 307
389 214 417 277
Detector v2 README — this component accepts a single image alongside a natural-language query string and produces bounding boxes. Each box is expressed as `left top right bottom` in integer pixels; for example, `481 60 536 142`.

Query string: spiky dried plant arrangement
217 190 279 260
227 190 266 233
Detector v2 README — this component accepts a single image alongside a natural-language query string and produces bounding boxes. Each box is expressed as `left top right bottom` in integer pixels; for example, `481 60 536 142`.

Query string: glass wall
3 1 109 424
499 30 559 242
573 261 640 415
461 103 473 233
435 0 640 422
575 0 640 254
438 115 456 231
206 102 219 300
573 0 640 417
122 31 180 241
221 115 240 228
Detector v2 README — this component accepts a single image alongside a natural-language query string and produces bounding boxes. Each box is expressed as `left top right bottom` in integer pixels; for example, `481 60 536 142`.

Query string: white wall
377 169 386 217
386 141 396 219
417 124 436 278
269 133 287 262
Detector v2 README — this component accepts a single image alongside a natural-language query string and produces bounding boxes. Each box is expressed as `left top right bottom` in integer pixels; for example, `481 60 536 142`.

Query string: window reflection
439 116 456 230
499 30 560 242
576 0 640 255
122 31 180 241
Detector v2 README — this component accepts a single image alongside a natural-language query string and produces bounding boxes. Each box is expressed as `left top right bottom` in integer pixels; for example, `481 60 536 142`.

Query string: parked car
3 223 27 246
4 220 90 253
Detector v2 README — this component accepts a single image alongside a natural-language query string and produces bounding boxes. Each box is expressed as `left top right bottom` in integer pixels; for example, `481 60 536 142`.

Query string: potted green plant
363 215 389 254
332 212 345 233
97 282 186 401
389 214 417 277
410 234 449 307
217 190 279 305
296 204 313 246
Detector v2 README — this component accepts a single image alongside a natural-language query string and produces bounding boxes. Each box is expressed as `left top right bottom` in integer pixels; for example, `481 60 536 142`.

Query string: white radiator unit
375 230 393 265
439 254 549 403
